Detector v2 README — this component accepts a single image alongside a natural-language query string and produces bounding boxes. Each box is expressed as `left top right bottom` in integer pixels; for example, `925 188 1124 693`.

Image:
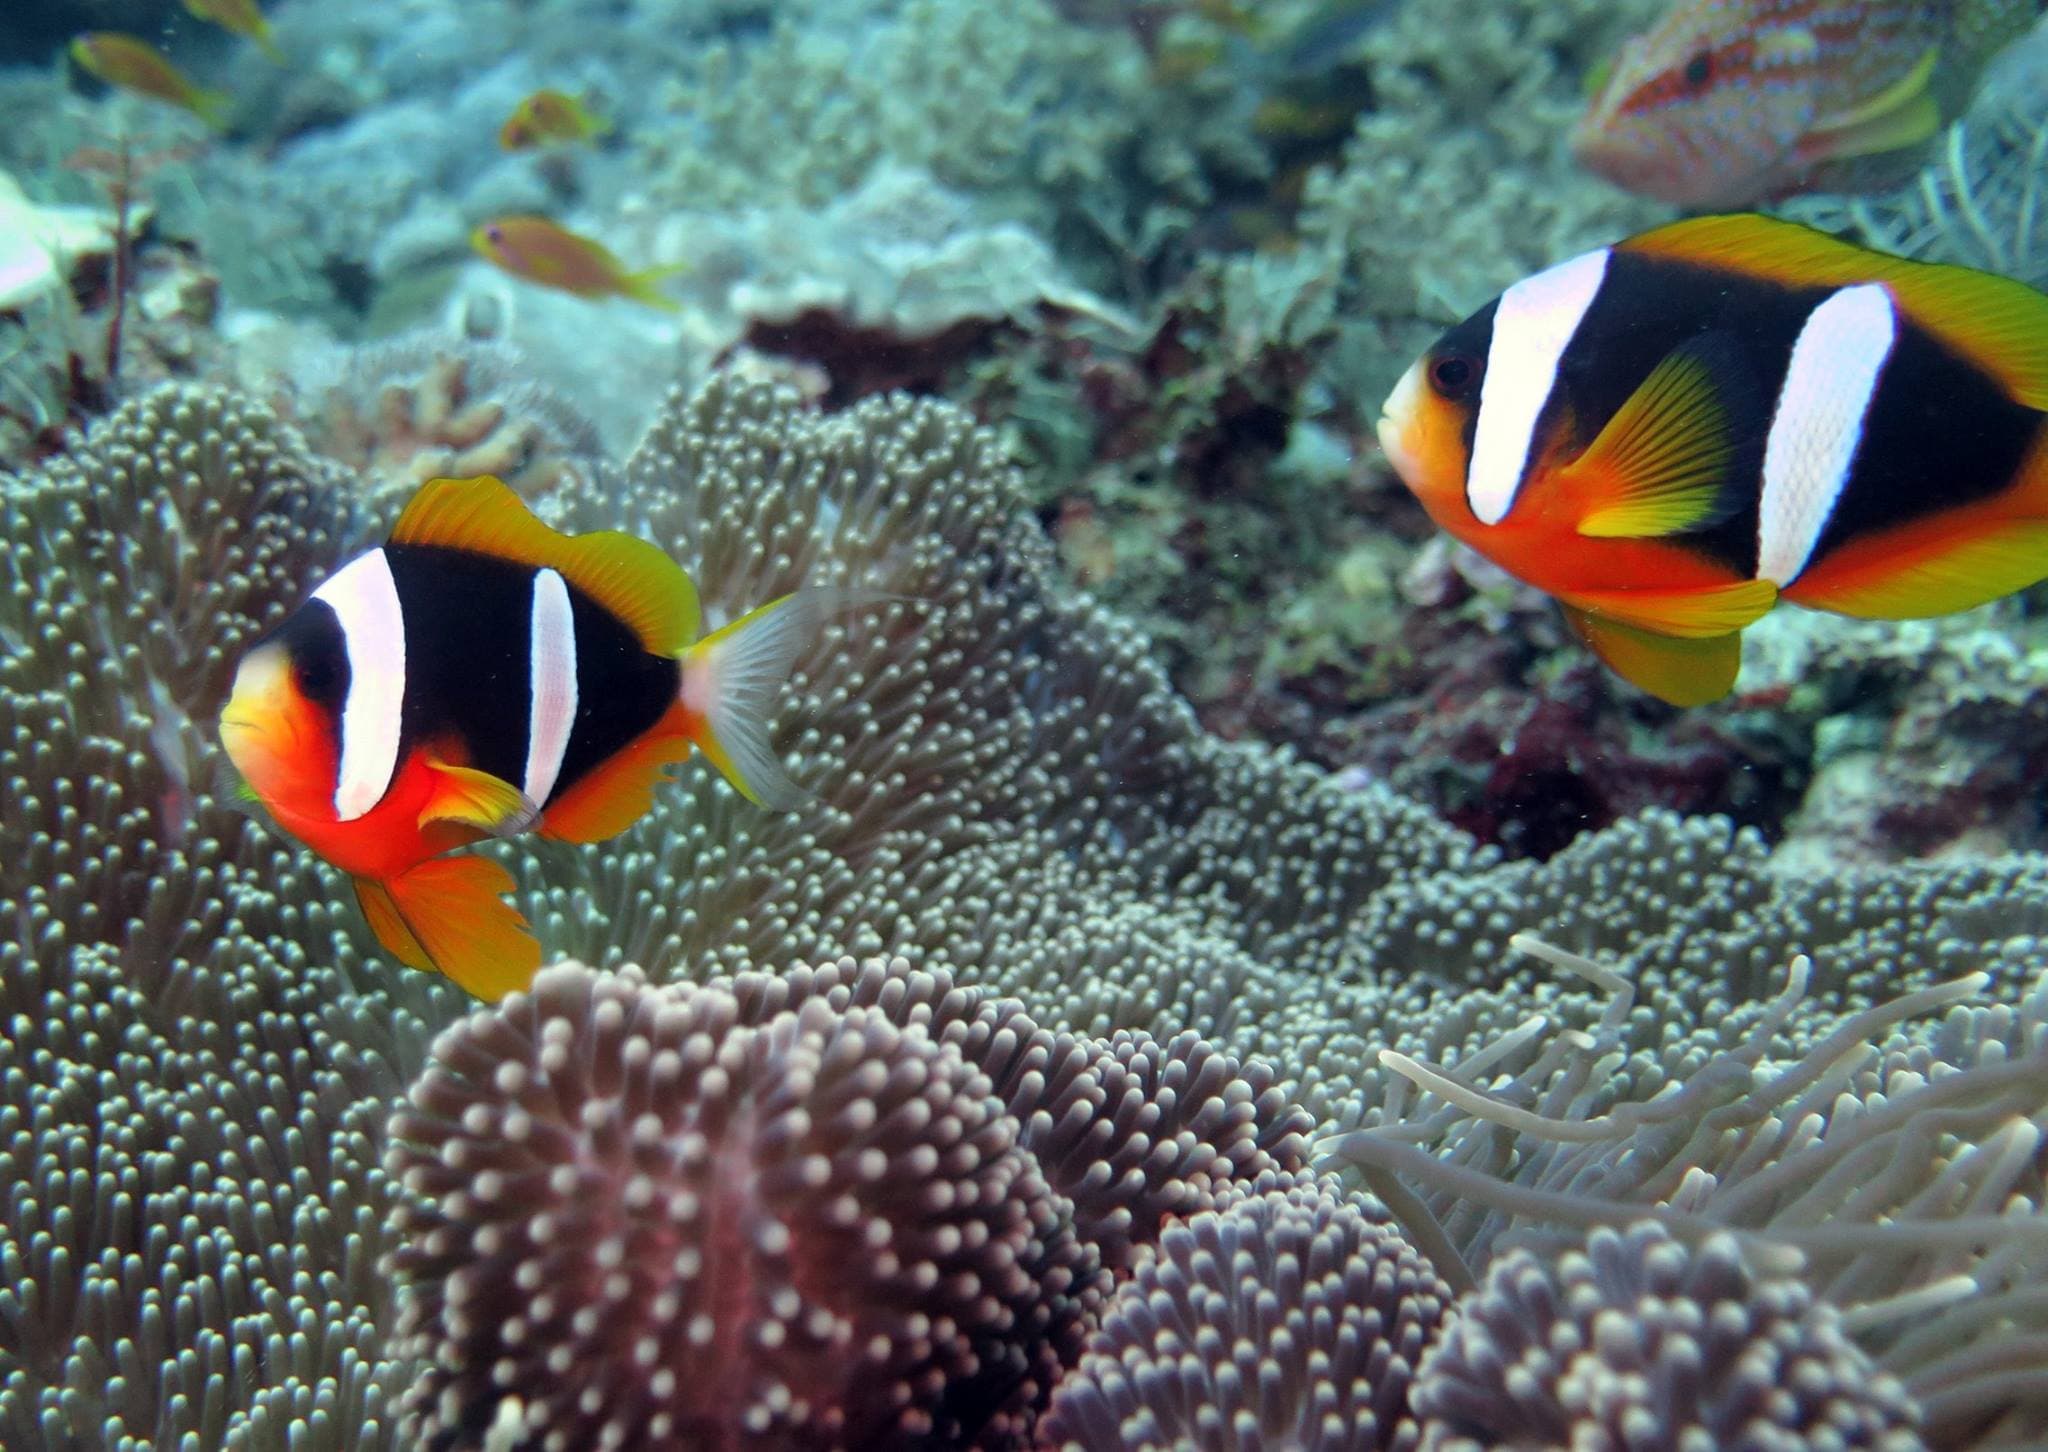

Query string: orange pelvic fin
1562 605 1744 706
353 855 541 1001
392 475 701 652
1562 577 1778 639
1567 338 1742 539
537 708 695 844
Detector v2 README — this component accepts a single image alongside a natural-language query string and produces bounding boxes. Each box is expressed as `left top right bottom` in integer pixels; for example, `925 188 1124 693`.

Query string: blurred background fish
180 0 284 62
471 215 683 309
1574 0 2045 208
499 88 611 150
69 31 230 129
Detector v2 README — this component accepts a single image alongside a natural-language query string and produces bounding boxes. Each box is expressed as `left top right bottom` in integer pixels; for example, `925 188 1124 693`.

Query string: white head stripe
524 568 578 808
1467 247 1611 526
1756 284 1896 586
312 549 405 822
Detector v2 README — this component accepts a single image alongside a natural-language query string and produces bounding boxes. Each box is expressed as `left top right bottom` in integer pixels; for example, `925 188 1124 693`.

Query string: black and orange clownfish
1376 213 2048 706
219 476 835 1000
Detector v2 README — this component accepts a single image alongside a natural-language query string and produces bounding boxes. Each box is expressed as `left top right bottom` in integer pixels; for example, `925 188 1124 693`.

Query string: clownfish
1376 213 2048 706
220 476 833 1000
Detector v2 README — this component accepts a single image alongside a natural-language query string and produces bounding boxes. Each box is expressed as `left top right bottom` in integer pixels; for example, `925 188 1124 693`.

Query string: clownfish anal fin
392 476 701 653
1571 337 1748 539
537 708 696 844
420 756 540 836
1790 518 2048 620
1562 604 1744 707
355 856 542 1001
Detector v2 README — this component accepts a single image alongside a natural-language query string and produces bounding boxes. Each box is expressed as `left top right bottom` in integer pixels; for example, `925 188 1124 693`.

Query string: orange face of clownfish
1376 213 2048 707
221 475 829 1001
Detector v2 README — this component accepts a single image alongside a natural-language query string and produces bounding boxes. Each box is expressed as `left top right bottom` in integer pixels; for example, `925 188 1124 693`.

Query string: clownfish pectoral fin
536 713 696 844
1562 605 1744 706
420 757 541 836
681 591 829 811
1624 216 2048 408
1789 518 2048 620
354 857 542 1001
1563 578 1779 639
1803 47 1941 163
1569 338 1746 540
392 476 701 653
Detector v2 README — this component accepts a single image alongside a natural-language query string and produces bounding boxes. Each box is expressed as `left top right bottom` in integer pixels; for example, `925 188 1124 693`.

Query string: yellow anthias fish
471 216 683 311
180 0 284 62
499 89 611 150
70 33 230 130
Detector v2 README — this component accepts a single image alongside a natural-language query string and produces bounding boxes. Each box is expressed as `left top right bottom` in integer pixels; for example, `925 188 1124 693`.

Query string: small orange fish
1574 0 2043 207
221 476 839 999
471 216 682 310
499 89 611 150
1377 214 2048 705
70 33 230 129
181 0 284 62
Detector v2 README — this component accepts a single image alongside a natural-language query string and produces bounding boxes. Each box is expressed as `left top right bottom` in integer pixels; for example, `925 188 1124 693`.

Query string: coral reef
7 370 2048 1448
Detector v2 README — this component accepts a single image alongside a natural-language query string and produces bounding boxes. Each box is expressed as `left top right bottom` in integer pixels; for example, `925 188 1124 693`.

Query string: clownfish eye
1428 352 1477 400
1682 51 1713 89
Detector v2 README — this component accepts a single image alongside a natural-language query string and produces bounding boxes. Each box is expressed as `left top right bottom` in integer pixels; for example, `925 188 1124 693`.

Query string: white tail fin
679 590 827 809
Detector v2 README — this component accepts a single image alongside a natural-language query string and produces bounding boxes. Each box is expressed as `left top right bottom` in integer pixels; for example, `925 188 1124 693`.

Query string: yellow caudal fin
393 475 700 653
1562 605 1745 706
624 264 686 312
680 591 831 810
354 856 541 1001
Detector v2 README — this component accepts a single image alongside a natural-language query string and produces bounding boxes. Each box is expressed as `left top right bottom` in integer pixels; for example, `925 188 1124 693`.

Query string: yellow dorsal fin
421 757 539 835
1561 604 1744 706
1806 46 1941 158
1623 214 2048 409
1562 578 1779 639
1568 340 1739 539
392 476 700 653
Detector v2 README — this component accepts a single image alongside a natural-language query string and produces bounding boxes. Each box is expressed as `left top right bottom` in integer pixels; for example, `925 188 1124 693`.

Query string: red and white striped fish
1573 0 2043 207
220 476 830 999
1376 214 2048 705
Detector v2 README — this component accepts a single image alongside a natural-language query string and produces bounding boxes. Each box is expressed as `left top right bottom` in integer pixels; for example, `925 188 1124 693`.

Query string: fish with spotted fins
1574 0 2044 207
220 476 847 999
1376 214 2048 705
